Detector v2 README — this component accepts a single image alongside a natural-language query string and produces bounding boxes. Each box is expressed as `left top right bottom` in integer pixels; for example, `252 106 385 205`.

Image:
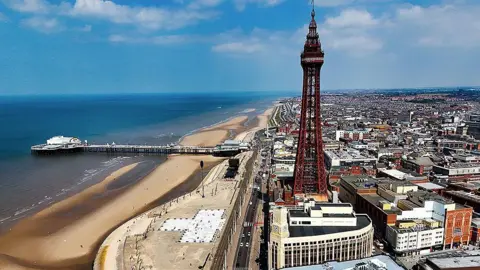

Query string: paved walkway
226 155 260 269
248 202 264 270
93 158 228 270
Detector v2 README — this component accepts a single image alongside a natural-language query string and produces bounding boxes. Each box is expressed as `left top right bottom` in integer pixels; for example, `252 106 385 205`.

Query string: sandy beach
0 106 273 270
179 115 249 147
235 107 275 141
0 155 223 269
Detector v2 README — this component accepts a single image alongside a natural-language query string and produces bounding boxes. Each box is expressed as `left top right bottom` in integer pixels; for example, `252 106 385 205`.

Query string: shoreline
0 107 260 232
176 107 257 145
0 105 275 270
0 155 224 270
179 115 249 147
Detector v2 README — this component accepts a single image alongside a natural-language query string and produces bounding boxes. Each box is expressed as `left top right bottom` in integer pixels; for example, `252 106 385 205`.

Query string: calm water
0 92 286 229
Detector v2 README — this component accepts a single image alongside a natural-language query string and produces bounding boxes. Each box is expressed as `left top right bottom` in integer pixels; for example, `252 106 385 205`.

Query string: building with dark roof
402 156 435 175
269 200 373 269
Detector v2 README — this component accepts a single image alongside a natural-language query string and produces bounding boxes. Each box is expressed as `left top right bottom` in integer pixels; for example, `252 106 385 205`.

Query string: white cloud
6 0 51 14
212 42 264 53
234 0 284 11
5 0 220 31
315 0 355 7
188 0 224 9
0 12 7 21
21 17 64 33
212 27 298 55
394 3 480 48
109 34 188 45
325 9 380 28
211 8 385 57
4 0 72 14
70 0 218 30
329 35 382 52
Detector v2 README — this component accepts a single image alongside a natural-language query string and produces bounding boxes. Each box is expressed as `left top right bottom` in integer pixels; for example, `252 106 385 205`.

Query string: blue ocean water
0 92 287 229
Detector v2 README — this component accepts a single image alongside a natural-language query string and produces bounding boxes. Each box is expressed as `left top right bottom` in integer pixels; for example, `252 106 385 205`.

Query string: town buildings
267 88 480 269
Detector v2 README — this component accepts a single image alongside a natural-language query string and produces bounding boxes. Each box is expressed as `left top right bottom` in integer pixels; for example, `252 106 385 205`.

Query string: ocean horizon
0 91 285 231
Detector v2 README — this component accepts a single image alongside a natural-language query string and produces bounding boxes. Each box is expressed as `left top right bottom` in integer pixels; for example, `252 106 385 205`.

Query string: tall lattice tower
293 4 328 201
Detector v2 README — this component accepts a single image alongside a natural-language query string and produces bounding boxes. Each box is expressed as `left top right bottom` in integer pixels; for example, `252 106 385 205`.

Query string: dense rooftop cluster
267 89 480 269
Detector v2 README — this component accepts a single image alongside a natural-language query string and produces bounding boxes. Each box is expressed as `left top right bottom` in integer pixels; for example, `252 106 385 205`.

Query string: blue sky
0 0 479 94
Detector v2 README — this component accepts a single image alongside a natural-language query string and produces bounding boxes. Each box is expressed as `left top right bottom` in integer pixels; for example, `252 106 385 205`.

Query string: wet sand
0 156 222 270
179 115 249 146
235 107 274 141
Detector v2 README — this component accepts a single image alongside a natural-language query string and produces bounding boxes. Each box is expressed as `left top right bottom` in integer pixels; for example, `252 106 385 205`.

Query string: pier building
31 135 84 154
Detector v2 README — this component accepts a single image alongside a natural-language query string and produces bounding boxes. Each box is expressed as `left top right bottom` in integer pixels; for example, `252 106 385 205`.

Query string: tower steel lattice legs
292 6 328 200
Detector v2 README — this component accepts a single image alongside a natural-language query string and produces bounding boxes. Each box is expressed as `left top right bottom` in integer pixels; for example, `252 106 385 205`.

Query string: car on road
248 232 251 237
240 242 244 247
242 233 245 238
246 243 249 247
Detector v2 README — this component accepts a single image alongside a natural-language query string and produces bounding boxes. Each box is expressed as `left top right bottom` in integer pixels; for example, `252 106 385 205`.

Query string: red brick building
444 206 473 249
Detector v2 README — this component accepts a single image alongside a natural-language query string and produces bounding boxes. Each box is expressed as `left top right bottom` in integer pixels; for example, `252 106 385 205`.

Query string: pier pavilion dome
47 136 82 145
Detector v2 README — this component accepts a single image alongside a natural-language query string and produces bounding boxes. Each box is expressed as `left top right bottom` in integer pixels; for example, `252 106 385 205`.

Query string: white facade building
269 201 374 269
324 149 377 170
386 220 444 254
335 129 371 141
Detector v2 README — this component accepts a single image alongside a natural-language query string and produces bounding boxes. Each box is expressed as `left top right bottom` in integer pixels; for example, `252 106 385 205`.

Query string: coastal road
234 144 271 270
235 185 259 269
234 146 266 269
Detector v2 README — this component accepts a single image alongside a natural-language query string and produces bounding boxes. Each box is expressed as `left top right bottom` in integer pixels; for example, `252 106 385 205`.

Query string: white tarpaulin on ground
160 209 226 243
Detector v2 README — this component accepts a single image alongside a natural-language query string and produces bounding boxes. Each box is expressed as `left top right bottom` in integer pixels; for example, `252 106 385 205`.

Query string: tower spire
305 0 320 49
311 0 315 17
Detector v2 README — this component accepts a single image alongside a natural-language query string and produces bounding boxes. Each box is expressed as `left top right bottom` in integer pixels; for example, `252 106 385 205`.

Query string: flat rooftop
288 215 371 238
423 252 480 269
311 203 352 210
414 182 445 190
360 194 402 215
436 162 480 169
379 169 410 180
341 176 392 190
445 190 480 203
289 210 309 218
283 255 403 270
325 149 376 161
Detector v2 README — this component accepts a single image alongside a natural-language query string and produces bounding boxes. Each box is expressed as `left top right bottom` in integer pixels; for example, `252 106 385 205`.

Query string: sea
0 91 288 231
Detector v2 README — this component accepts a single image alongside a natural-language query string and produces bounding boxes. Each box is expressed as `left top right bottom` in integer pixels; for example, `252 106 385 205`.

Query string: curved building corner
268 200 374 269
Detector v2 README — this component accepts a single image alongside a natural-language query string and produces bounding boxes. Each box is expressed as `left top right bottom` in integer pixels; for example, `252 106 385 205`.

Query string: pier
30 136 248 157
31 144 218 155
84 144 215 155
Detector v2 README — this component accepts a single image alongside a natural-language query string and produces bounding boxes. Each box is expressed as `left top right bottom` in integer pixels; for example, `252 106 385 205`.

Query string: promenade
93 150 255 270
